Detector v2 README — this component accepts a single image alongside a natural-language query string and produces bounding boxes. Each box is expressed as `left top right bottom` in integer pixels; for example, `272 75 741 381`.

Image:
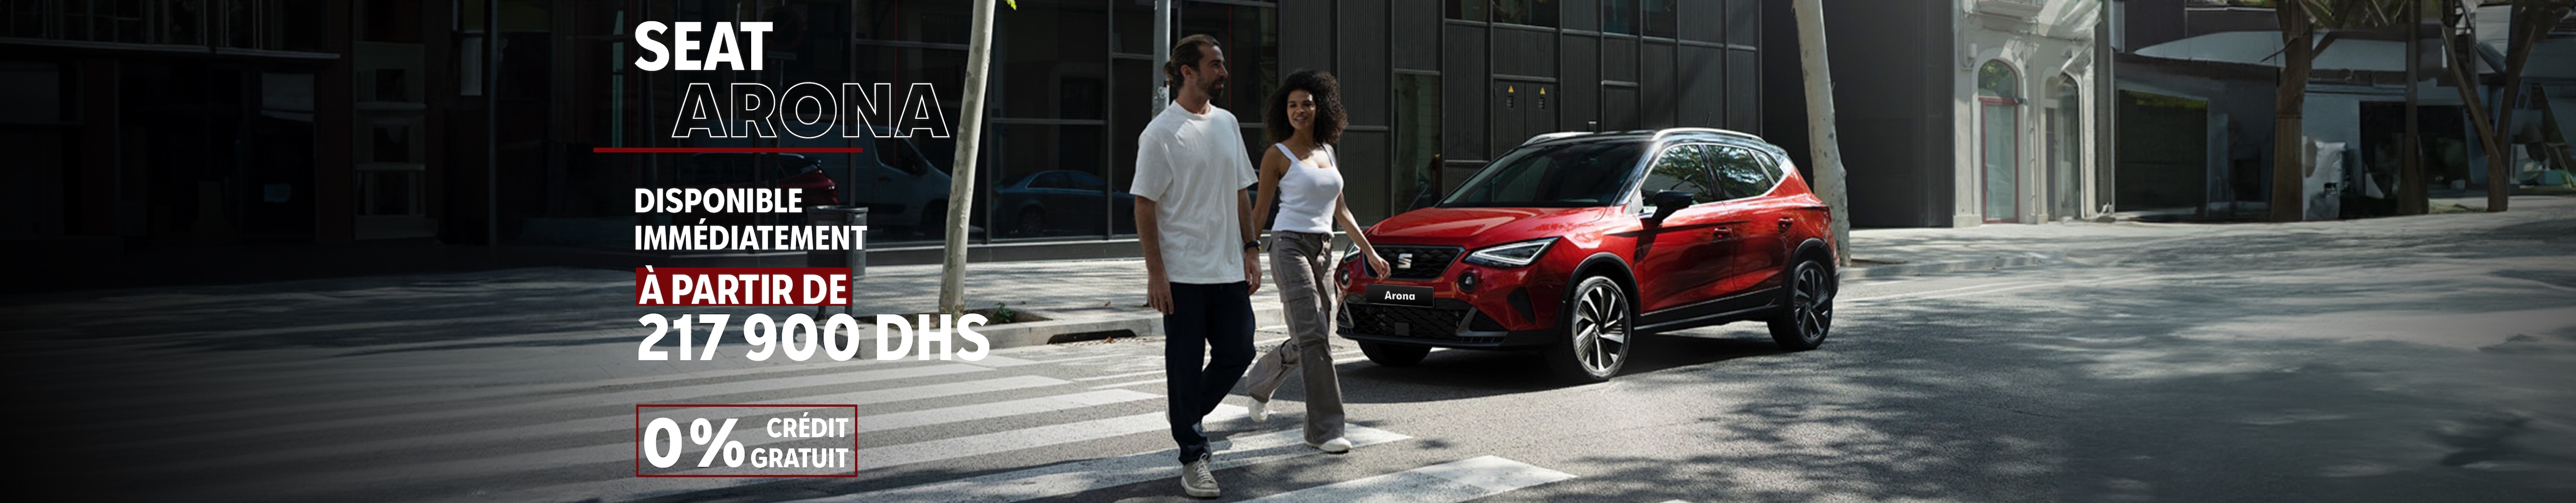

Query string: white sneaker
1247 400 1270 422
1180 454 1220 498
1308 437 1352 454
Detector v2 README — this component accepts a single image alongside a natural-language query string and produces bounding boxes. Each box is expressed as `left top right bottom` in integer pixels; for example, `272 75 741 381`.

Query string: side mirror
1648 190 1696 220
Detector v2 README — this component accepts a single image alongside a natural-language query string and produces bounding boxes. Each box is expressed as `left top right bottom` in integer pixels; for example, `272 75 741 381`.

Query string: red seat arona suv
1338 128 1838 381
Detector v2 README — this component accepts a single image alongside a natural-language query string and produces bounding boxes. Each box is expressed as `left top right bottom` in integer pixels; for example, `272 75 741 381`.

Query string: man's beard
1201 77 1226 102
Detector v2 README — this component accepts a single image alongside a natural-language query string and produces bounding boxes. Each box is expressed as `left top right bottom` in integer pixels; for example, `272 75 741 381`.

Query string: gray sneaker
1180 453 1220 498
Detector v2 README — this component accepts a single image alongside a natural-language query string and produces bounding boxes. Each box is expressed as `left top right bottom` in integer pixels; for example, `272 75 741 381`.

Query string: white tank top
1269 143 1343 234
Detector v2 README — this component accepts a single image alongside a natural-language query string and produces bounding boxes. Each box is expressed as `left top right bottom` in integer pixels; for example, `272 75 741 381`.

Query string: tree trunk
1792 0 1850 265
2487 2 2526 212
2442 0 2510 209
2484 2 2570 212
940 0 1001 315
2273 1 2314 222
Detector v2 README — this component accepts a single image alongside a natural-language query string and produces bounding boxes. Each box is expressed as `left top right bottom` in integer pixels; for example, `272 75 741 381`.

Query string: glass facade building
4 0 1762 262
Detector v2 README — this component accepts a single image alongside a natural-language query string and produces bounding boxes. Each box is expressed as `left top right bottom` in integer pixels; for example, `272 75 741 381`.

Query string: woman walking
1244 69 1388 454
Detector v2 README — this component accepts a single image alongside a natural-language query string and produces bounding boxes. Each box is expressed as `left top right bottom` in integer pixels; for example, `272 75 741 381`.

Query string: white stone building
1770 0 2110 227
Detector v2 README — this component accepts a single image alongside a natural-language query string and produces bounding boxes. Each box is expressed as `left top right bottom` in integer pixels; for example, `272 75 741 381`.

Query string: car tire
1357 341 1429 367
1766 258 1835 351
1547 275 1633 382
919 201 947 235
1015 207 1045 237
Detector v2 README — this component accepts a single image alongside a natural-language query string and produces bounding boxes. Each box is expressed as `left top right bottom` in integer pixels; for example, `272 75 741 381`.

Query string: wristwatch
1244 240 1262 252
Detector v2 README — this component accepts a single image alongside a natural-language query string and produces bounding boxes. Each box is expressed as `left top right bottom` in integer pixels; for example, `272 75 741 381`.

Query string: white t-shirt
1131 102 1259 285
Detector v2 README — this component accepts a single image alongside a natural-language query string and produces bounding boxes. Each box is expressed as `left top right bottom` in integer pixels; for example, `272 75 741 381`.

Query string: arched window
1978 61 2022 222
1978 61 2019 100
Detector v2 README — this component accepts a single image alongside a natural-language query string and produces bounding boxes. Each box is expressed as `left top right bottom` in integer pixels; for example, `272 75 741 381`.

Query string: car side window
860 136 897 171
1031 172 1068 188
1067 171 1108 192
1638 144 1722 204
896 140 933 177
1708 145 1780 200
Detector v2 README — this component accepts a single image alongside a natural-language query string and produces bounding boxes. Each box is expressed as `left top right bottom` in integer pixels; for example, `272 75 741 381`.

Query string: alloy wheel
1790 264 1833 344
1569 280 1629 376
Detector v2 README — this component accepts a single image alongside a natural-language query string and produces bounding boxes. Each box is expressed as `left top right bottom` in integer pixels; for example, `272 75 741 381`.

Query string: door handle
1709 227 1733 239
1777 217 1794 232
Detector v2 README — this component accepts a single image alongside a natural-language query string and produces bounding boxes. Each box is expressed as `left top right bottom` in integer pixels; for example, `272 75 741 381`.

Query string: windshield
1438 141 1645 207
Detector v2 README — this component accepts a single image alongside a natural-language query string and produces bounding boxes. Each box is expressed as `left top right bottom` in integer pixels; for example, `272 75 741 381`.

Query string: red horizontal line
593 147 867 153
635 474 860 478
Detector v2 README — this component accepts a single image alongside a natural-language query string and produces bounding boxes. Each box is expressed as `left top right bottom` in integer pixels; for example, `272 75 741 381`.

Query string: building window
987 124 1110 238
1643 0 1675 38
1180 1 1278 132
1978 60 2020 222
1494 1 1558 27
1978 60 2020 100
1395 73 1443 212
856 0 971 45
1448 1 1485 21
2049 75 2082 219
1603 0 1638 34
4 0 328 49
1451 1 1560 28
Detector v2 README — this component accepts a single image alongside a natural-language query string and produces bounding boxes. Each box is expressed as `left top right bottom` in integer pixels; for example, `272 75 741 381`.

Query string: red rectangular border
633 268 857 306
596 147 867 153
635 404 862 478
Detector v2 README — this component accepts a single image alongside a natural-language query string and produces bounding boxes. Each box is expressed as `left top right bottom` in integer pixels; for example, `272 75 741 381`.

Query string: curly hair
1264 69 1345 145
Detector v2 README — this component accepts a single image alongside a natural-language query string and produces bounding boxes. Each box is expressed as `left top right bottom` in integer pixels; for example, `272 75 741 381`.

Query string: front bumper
1335 296 1556 349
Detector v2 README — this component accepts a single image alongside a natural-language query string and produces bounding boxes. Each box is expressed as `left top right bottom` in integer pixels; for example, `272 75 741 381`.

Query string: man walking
1131 33 1262 499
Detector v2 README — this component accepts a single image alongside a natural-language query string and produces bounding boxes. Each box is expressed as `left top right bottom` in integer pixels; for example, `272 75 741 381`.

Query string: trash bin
806 205 867 315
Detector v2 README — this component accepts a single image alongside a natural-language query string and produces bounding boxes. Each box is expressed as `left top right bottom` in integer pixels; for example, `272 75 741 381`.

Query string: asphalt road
11 199 2573 503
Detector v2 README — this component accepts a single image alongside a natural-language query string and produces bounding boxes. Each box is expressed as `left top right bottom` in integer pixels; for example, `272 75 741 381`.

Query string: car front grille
1343 303 1493 341
1374 246 1462 280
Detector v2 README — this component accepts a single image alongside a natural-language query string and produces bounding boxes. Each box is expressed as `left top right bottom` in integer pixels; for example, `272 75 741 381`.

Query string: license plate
1367 284 1434 306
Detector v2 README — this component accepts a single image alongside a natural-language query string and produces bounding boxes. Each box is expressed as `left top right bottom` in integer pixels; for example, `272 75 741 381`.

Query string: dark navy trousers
1163 281 1255 463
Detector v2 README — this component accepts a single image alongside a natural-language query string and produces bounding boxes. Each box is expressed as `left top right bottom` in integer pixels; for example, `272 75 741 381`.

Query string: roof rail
1652 127 1763 143
1518 131 1594 147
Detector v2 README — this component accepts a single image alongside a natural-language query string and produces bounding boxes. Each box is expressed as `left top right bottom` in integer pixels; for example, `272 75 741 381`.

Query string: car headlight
1462 238 1556 268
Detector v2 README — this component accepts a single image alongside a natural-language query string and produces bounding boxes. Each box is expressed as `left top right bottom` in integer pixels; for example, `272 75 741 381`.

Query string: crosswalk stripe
149 375 1075 472
846 389 1160 433
967 354 1041 367
837 404 1246 472
480 404 1253 503
781 425 1411 503
1235 456 1575 503
1022 354 1128 365
1072 370 1166 381
121 363 989 448
108 355 936 430
234 388 1166 490
1091 378 1168 389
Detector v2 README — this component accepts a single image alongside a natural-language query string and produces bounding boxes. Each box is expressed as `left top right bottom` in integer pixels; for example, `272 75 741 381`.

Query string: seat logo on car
1396 253 1415 270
